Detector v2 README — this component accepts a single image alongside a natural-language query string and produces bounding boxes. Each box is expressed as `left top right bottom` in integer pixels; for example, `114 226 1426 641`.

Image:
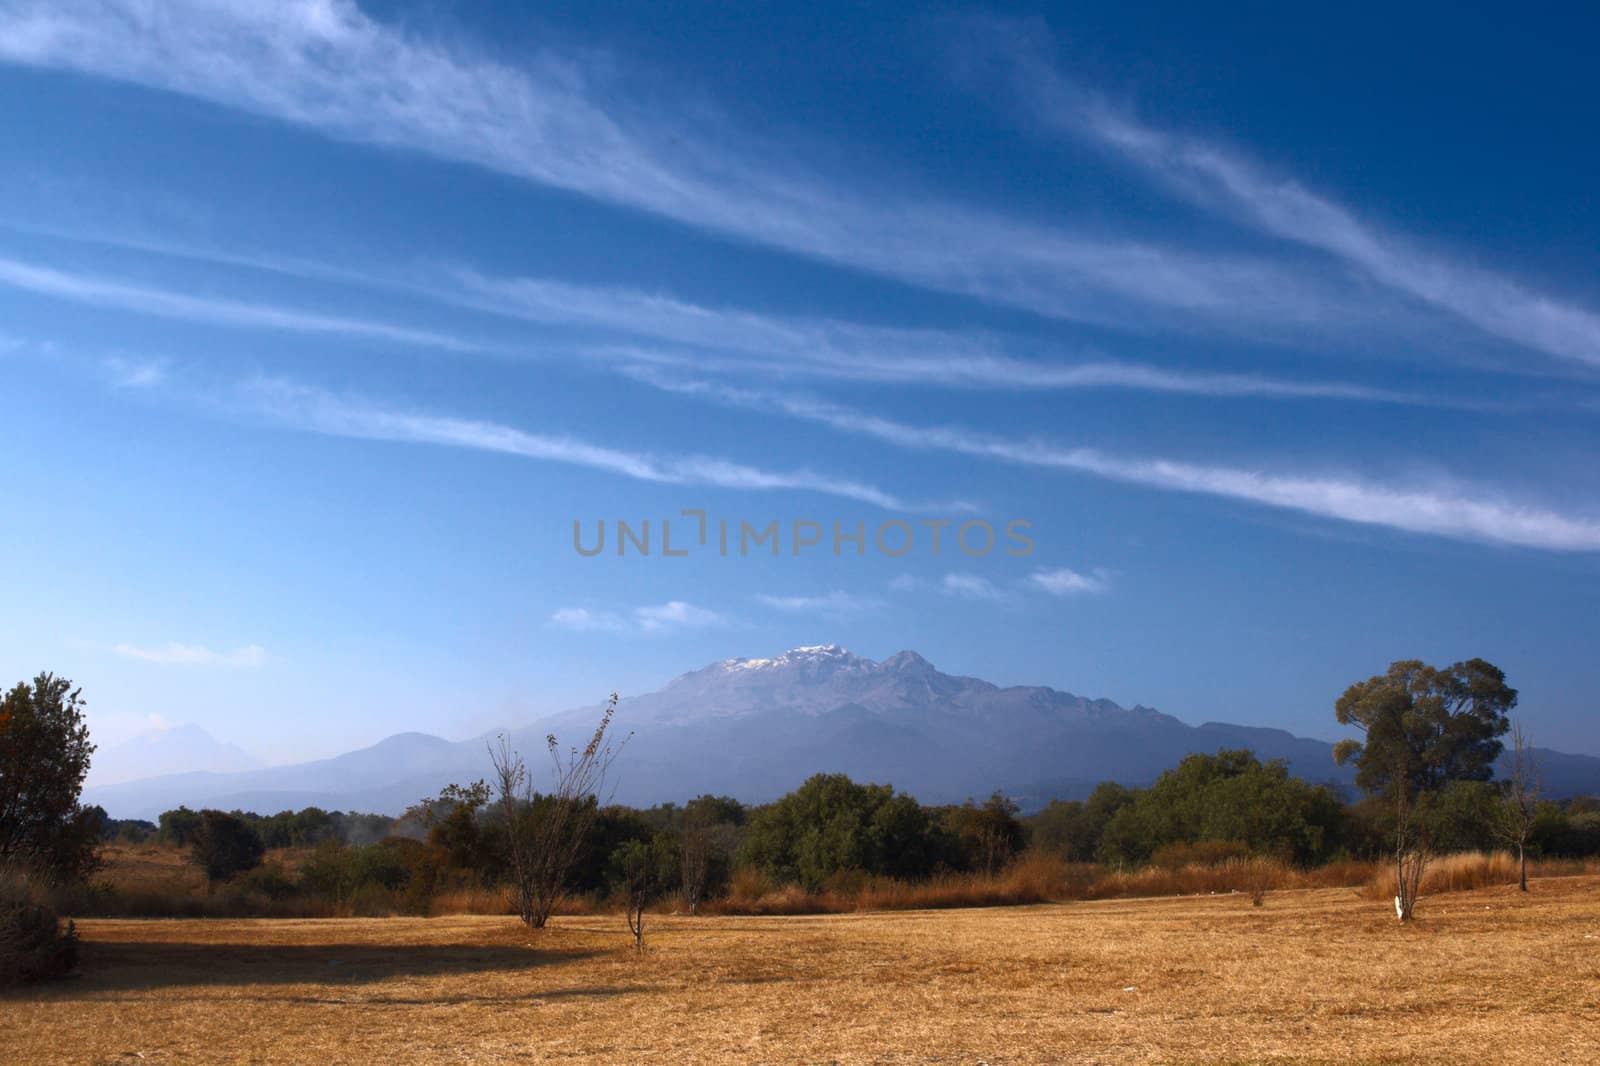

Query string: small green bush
237 863 298 901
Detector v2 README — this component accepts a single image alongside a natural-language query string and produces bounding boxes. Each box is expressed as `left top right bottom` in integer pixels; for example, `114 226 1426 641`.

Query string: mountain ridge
85 646 1600 819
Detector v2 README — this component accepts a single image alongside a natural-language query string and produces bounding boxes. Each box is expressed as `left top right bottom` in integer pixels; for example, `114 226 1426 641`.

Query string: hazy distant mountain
84 645 1600 819
88 723 262 787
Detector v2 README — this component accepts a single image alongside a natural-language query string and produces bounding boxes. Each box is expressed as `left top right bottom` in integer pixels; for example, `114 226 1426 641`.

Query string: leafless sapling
1393 786 1428 922
1496 722 1541 893
489 692 626 929
679 815 710 916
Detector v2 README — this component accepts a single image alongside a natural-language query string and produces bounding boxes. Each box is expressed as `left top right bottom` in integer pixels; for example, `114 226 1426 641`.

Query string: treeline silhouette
77 750 1600 918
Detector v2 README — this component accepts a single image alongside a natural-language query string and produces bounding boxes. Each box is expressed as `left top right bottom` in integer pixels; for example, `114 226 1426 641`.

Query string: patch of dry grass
1361 850 1599 899
7 874 1599 1064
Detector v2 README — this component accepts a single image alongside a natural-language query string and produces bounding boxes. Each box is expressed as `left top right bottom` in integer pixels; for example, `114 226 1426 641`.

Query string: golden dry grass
8 875 1600 1064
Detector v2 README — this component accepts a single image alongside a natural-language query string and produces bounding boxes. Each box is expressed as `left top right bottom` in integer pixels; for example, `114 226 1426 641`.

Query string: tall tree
188 810 265 891
1333 658 1515 920
0 674 99 882
1333 659 1516 795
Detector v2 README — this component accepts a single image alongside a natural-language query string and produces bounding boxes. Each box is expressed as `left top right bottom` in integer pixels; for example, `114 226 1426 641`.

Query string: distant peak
712 644 869 673
882 650 933 672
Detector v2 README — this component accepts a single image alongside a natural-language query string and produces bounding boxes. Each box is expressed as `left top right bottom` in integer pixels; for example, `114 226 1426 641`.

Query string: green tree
739 774 950 891
1096 751 1343 867
411 782 493 875
943 792 1026 875
0 674 99 882
1332 659 1516 795
1333 658 1515 921
189 810 265 890
157 807 203 847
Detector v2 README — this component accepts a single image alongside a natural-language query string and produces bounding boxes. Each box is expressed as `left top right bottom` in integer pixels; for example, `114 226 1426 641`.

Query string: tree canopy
189 810 266 887
739 774 952 890
0 673 99 882
1096 750 1345 866
1333 659 1516 797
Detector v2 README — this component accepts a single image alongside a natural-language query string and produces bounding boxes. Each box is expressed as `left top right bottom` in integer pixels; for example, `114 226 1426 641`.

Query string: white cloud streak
99 354 167 389
112 641 269 667
970 22 1600 367
548 607 627 633
941 572 1006 600
1029 566 1111 596
238 376 905 509
463 272 1423 403
4 231 1425 403
0 255 475 350
634 601 725 632
757 590 885 614
0 0 1364 333
550 601 725 633
633 375 1600 552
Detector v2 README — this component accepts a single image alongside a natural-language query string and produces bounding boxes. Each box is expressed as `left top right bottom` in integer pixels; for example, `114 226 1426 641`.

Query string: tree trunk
1518 842 1527 893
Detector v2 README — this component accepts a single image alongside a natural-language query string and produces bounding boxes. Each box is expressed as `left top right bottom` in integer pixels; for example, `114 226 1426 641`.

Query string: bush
189 810 265 888
1149 840 1253 869
1 874 79 985
237 863 298 902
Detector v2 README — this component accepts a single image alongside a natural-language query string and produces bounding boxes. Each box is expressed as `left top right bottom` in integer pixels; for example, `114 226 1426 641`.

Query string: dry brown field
7 876 1599 1065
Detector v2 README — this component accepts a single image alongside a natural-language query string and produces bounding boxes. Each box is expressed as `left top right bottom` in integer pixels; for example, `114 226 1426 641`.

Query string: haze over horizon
4 1 1599 765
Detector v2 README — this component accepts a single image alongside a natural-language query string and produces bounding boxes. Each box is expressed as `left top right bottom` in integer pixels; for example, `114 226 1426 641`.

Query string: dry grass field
7 876 1599 1065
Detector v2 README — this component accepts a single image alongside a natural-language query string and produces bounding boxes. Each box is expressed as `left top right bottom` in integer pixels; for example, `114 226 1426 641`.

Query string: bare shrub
1241 857 1277 906
0 867 78 985
1496 723 1541 892
1393 791 1428 921
680 816 711 915
491 693 627 929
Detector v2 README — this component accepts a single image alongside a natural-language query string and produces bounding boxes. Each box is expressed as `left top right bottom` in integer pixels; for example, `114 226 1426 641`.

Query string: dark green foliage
158 807 203 847
92 807 156 844
941 792 1026 874
411 782 493 874
1424 781 1502 853
738 774 954 891
1531 802 1600 857
0 673 100 883
1333 659 1516 797
353 837 423 891
1029 783 1135 861
1095 750 1345 866
189 810 266 887
247 808 340 849
606 833 678 900
237 863 299 901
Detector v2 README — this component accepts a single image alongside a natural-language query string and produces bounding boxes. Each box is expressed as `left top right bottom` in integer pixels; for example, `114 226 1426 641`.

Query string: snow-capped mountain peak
714 643 868 673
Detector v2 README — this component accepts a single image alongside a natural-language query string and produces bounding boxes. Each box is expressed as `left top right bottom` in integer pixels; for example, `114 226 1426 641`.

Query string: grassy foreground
8 876 1600 1065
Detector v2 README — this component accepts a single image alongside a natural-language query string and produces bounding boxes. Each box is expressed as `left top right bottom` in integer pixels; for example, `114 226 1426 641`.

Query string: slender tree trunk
1518 842 1527 892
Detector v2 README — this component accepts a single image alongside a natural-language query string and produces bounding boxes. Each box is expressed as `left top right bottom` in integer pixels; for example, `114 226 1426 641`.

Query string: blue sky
2 1 1599 764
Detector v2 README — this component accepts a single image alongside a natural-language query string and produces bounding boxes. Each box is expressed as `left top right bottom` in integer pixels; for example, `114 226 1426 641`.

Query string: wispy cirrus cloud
112 641 269 667
100 354 168 389
1029 566 1111 596
941 572 1006 601
464 272 1424 403
962 18 1600 367
237 376 906 509
632 374 1600 552
550 601 725 634
2 230 1425 404
757 590 885 614
0 255 476 350
548 607 628 634
0 0 1367 335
